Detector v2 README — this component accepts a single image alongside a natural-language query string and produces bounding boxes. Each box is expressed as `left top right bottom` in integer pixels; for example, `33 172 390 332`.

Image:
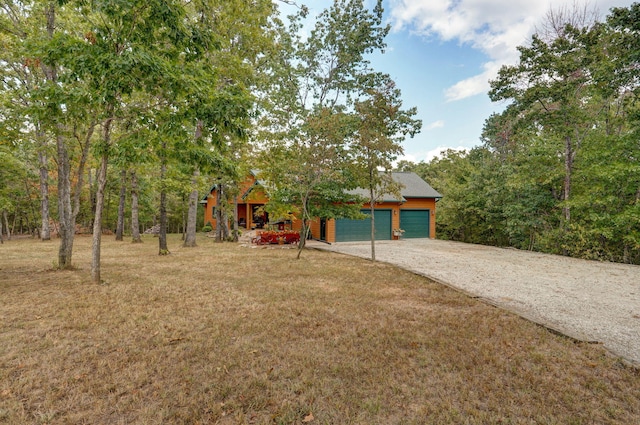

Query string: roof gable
392 172 442 198
203 171 442 204
348 172 442 201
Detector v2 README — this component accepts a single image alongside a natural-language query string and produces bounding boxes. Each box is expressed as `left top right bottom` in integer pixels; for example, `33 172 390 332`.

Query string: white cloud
443 60 504 101
398 146 469 164
426 120 445 130
389 0 633 101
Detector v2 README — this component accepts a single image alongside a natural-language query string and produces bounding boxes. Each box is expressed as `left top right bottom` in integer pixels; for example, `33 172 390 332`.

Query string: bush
253 230 300 245
201 223 213 233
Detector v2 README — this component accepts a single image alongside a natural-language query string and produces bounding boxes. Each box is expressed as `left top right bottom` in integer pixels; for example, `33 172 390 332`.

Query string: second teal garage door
400 209 430 238
335 210 392 242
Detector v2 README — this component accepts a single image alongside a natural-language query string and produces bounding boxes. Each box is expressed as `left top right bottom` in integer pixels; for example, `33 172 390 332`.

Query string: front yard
0 235 638 424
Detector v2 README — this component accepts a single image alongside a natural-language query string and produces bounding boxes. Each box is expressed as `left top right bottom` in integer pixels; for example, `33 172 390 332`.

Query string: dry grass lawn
1 235 639 424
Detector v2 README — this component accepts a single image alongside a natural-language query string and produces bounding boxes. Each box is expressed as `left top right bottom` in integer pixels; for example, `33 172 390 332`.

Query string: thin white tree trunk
370 191 376 262
158 147 169 255
183 169 199 247
91 116 113 283
2 211 10 241
115 169 126 241
91 152 109 283
37 136 51 241
131 170 142 243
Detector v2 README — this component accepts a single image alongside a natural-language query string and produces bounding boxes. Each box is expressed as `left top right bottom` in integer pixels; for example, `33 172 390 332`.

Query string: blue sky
278 0 636 163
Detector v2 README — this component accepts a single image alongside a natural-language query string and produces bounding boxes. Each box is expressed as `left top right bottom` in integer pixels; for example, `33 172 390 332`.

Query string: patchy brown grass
0 235 639 424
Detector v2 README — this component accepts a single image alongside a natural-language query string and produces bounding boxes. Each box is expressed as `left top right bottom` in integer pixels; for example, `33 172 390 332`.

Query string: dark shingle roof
348 172 442 202
203 171 442 204
393 172 442 198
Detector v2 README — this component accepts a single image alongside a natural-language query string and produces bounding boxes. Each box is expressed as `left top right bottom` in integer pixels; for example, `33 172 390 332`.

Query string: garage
400 209 430 239
335 210 392 242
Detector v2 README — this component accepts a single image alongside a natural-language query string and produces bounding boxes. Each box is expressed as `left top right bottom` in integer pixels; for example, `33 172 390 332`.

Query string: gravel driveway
308 238 640 365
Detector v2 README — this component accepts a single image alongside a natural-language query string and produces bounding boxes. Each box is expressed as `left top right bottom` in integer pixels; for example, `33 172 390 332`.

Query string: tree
54 0 197 276
352 80 421 260
114 168 127 241
0 0 54 241
259 0 391 258
261 107 363 258
130 170 142 243
21 1 99 266
0 145 26 241
490 23 603 229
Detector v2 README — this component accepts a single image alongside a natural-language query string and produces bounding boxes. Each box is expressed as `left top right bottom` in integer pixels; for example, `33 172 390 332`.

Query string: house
202 170 442 242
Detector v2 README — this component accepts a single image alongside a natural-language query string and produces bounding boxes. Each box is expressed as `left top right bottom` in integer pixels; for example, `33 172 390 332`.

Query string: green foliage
408 4 640 264
258 0 411 259
351 79 421 197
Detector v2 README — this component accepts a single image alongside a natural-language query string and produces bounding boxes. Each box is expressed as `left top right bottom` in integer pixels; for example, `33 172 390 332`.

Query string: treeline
1 0 420 275
0 0 280 282
401 4 640 264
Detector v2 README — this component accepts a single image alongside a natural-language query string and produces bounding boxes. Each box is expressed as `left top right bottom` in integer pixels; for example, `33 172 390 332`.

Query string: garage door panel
335 210 391 242
400 210 430 238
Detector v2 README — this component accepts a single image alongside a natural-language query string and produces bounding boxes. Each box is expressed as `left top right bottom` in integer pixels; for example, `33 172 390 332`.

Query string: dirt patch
309 238 640 365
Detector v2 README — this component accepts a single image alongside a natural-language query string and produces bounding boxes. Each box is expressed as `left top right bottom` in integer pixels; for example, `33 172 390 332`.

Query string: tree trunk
72 122 95 229
3 211 11 241
88 168 96 229
0 214 3 244
563 135 573 225
56 131 74 268
369 194 376 262
38 137 51 241
296 194 311 259
91 114 113 283
296 220 308 260
221 208 229 240
183 169 199 247
159 150 169 255
131 170 142 243
44 3 74 268
159 188 168 253
232 196 239 242
2 210 11 241
215 183 223 242
115 169 127 241
91 152 108 283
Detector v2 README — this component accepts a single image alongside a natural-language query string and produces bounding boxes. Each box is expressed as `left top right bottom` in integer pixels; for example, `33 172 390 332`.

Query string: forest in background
1 1 639 268
398 4 640 265
0 0 421 280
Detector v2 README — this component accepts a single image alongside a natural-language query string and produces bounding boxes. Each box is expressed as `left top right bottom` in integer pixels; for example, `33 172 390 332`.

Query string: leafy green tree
0 0 53 240
0 145 26 241
259 0 391 258
351 80 421 260
489 22 604 229
2 0 99 265
261 106 363 258
476 4 640 262
56 0 192 280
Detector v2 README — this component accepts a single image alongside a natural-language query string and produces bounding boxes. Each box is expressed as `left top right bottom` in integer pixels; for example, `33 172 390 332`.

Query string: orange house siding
204 175 269 230
321 198 438 243
203 172 439 242
401 198 438 239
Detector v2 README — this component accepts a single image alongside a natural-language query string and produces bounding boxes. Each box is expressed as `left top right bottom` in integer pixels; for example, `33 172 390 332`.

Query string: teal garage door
400 210 430 238
335 210 392 242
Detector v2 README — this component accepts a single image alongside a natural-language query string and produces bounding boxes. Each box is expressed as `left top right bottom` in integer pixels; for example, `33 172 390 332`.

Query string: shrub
253 230 300 245
202 223 213 233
